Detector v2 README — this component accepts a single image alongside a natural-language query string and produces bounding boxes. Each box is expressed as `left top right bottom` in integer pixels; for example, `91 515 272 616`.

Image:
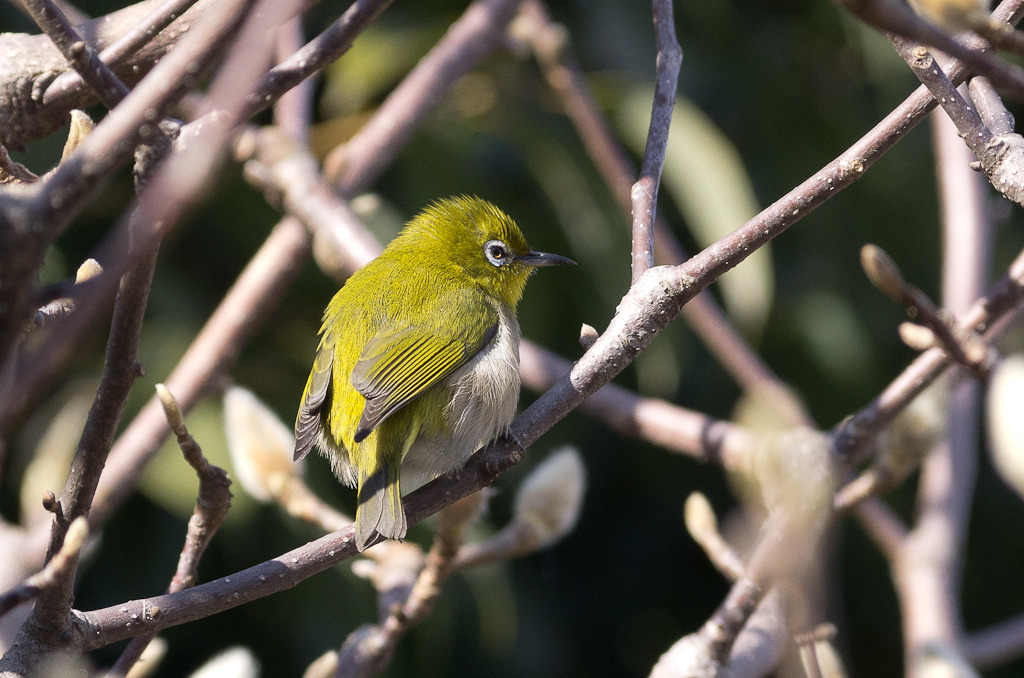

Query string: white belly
400 306 521 491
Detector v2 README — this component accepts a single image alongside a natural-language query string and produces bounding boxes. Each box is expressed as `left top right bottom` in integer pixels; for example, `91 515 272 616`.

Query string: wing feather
351 293 499 442
293 337 335 461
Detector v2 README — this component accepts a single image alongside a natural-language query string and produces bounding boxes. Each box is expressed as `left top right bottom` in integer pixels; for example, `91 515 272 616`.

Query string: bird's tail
355 465 407 551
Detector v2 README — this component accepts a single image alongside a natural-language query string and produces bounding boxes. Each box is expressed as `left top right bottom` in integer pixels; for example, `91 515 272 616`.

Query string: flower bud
987 354 1024 500
861 244 905 302
683 492 718 544
189 647 260 678
223 386 301 502
513 446 586 549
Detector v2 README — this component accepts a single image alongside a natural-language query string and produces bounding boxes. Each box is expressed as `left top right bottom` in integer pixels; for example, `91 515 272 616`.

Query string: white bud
987 355 1024 501
188 647 260 678
683 492 718 543
749 427 835 525
224 386 301 502
301 650 339 678
75 258 103 283
513 446 586 549
649 633 720 678
127 638 168 678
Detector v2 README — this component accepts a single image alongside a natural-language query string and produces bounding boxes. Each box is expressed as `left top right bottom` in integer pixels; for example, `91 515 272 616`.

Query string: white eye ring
484 240 510 267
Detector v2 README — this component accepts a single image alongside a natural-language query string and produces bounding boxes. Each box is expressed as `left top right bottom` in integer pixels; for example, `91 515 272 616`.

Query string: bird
294 196 575 551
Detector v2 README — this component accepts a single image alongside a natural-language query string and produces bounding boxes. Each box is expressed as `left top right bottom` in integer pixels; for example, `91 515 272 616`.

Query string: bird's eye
484 240 510 267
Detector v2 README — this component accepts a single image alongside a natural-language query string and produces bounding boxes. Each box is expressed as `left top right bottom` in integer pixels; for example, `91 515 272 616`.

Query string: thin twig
860 244 992 374
107 385 232 676
696 546 772 664
325 0 525 192
630 0 682 283
42 0 201 106
837 0 1024 99
833 246 1024 465
246 0 394 121
91 217 309 529
21 0 131 107
519 0 809 427
0 518 87 618
30 242 158 641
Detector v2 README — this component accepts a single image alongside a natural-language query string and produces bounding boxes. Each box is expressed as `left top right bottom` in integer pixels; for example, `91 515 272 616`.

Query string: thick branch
20 0 131 108
0 0 219 148
43 0 201 106
22 240 158 647
0 0 254 380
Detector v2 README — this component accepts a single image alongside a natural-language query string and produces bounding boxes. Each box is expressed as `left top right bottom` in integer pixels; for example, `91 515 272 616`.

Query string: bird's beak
519 251 577 267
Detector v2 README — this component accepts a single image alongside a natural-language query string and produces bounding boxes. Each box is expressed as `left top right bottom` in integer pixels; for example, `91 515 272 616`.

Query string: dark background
2 0 1024 676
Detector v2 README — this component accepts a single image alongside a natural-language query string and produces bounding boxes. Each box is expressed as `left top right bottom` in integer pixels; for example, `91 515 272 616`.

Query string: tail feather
355 467 407 551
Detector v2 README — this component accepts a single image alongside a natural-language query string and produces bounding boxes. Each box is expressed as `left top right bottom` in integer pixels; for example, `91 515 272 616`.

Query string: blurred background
2 0 1024 675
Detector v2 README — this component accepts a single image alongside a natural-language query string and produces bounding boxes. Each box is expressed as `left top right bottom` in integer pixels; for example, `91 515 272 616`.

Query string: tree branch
42 0 201 106
325 0 526 192
245 0 394 121
107 385 231 677
20 0 131 108
0 519 86 620
518 0 809 426
0 0 219 149
630 0 681 283
836 0 1024 98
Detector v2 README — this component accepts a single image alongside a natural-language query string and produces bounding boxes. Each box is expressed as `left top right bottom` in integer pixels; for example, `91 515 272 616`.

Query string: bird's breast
400 304 522 489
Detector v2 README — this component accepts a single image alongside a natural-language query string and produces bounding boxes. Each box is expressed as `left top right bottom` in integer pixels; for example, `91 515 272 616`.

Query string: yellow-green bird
294 196 575 551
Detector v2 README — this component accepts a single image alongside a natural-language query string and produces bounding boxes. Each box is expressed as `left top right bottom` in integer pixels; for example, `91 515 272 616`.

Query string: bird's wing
350 291 499 442
294 335 335 461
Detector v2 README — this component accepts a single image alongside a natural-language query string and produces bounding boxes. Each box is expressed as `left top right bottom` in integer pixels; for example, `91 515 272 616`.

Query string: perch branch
518 0 810 426
88 0 526 535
